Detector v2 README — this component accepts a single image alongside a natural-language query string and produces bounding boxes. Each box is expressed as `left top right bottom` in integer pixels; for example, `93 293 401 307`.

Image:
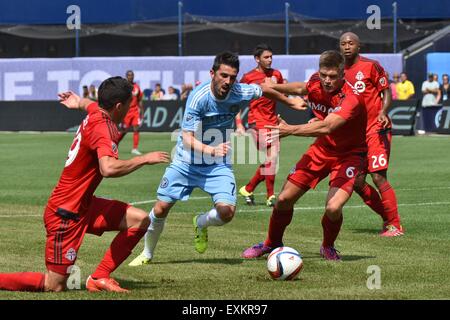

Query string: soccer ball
267 246 303 280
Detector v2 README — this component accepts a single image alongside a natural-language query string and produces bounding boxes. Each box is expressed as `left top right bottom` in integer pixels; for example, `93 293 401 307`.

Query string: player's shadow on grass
351 228 382 235
114 278 158 290
304 252 376 261
151 258 244 265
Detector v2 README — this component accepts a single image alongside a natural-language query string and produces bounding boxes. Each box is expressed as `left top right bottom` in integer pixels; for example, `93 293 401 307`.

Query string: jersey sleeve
90 123 119 160
305 73 321 97
86 102 99 114
275 70 284 84
370 62 389 93
234 83 263 101
240 73 249 84
181 92 204 132
333 94 362 122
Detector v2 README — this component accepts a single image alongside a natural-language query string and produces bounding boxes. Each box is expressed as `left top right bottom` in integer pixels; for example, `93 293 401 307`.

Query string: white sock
143 209 166 259
196 208 226 228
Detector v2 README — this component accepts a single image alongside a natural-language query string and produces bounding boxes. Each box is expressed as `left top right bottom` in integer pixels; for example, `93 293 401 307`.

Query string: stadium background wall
0 99 435 136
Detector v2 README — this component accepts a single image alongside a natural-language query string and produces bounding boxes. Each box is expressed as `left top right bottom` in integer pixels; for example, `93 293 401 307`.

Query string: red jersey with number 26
46 103 119 216
240 68 284 128
344 56 390 136
306 73 367 155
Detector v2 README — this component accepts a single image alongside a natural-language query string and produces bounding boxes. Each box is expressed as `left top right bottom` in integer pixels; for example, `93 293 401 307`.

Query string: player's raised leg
129 200 175 266
242 180 307 258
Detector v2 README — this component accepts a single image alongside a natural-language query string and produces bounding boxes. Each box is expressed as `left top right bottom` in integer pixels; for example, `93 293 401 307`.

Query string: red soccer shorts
44 196 129 275
366 129 392 173
287 144 366 195
121 109 141 129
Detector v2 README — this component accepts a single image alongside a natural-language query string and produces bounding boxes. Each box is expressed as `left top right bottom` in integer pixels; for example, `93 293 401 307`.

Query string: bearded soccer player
0 77 170 293
242 50 367 261
237 43 284 207
128 51 306 266
119 70 144 155
340 32 403 237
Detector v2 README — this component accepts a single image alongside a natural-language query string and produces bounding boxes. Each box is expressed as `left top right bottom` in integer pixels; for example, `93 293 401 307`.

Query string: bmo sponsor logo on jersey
309 101 341 114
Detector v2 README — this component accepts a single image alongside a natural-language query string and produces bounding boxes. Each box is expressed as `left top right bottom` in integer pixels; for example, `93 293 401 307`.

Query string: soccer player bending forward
242 50 367 261
129 51 306 266
0 77 170 292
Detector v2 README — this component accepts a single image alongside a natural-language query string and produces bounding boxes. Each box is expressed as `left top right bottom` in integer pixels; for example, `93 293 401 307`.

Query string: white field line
1 201 449 218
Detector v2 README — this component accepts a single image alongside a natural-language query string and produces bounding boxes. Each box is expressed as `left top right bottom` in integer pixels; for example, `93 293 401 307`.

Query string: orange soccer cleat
86 275 129 293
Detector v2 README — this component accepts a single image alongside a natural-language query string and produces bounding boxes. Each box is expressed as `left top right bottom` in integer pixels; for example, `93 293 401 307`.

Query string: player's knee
275 194 295 210
129 207 150 229
44 273 67 292
216 206 235 223
325 201 343 216
371 172 387 187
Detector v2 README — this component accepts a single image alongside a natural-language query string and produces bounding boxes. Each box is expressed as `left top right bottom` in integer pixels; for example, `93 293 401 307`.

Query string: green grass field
0 132 450 300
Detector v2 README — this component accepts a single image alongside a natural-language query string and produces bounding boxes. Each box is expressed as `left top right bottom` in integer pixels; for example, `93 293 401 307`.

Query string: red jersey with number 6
344 55 390 136
306 73 367 155
46 103 119 216
240 68 284 128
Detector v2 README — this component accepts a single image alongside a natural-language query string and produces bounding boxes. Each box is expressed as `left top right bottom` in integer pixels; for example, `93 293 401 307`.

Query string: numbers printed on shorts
371 154 387 169
345 166 355 178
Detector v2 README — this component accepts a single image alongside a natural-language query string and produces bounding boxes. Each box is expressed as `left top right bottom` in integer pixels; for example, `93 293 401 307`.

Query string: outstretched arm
263 80 309 96
260 84 308 111
58 91 93 111
265 114 347 139
98 152 170 178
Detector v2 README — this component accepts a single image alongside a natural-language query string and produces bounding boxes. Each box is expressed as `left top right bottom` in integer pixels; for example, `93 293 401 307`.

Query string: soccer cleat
85 275 129 293
241 242 274 259
131 148 142 155
193 215 208 254
266 195 276 207
380 224 404 237
320 245 341 261
128 252 152 267
239 186 255 205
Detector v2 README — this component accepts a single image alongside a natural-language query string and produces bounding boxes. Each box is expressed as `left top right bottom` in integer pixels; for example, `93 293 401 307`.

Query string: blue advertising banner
0 54 402 101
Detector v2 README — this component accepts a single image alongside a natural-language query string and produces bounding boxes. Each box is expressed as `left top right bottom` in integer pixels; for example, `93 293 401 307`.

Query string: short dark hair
212 51 240 72
97 76 133 110
319 50 344 73
253 43 273 57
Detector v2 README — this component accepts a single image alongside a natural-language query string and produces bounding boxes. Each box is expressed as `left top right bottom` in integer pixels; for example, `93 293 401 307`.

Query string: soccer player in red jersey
242 51 367 261
0 77 170 292
237 44 285 207
340 32 403 237
119 70 144 155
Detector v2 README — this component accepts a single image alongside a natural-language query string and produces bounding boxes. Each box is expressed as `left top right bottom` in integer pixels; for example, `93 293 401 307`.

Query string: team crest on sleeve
111 142 118 154
379 77 386 86
160 177 169 188
271 76 278 83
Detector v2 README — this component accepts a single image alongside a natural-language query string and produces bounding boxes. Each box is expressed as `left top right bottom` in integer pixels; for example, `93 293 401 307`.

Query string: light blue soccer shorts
157 161 237 205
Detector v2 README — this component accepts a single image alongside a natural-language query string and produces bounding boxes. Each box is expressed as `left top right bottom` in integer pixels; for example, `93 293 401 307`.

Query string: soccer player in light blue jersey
129 51 306 265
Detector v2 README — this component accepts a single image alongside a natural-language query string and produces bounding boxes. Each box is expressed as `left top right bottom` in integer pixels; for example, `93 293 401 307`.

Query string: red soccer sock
265 175 275 198
0 272 45 292
264 208 293 248
321 214 343 248
133 132 139 149
246 165 265 193
91 228 146 279
378 182 401 228
356 183 387 221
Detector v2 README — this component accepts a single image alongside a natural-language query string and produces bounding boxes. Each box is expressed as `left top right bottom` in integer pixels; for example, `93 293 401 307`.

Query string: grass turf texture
0 132 449 300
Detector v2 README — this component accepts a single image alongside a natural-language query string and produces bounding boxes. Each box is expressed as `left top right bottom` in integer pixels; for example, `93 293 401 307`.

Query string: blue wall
0 0 449 24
